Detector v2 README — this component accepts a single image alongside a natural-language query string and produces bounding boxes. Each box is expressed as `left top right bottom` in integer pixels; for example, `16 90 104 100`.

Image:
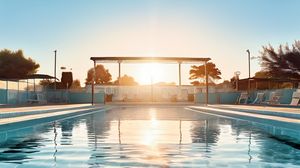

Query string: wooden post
178 62 182 86
17 80 19 104
118 61 121 85
92 61 96 105
33 78 36 93
6 80 8 104
27 79 29 100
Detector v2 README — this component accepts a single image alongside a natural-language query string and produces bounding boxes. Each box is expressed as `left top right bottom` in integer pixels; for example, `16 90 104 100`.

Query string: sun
135 63 166 85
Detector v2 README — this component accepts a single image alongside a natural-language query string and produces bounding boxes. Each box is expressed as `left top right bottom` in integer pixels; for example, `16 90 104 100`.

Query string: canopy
0 74 59 81
90 56 210 63
90 56 211 105
25 74 59 81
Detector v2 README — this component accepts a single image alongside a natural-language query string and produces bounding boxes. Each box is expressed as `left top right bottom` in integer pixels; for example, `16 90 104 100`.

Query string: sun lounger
290 91 300 106
251 92 265 104
237 92 248 104
263 91 281 105
27 93 47 104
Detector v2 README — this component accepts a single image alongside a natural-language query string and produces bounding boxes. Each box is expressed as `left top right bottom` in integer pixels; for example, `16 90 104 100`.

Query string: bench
28 93 47 104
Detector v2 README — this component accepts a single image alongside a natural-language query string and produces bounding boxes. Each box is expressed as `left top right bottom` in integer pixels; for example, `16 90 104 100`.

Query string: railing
0 80 105 105
2 79 296 105
0 79 36 104
195 88 297 104
85 85 209 102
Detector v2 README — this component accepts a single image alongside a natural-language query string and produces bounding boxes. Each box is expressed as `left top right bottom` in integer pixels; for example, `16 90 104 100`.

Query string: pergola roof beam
90 56 210 63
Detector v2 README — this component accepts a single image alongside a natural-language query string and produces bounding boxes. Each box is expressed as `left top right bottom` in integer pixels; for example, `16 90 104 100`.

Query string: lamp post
246 49 250 94
54 50 57 90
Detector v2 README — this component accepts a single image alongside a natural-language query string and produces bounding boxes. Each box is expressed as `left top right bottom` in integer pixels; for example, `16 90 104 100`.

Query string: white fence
85 85 210 102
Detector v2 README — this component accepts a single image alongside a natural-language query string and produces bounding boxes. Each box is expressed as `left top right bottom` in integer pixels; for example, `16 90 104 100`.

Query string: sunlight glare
149 108 158 127
135 63 166 85
142 108 159 146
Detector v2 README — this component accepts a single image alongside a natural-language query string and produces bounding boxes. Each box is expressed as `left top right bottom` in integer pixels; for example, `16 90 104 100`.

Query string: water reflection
179 120 182 145
0 106 299 167
248 127 253 163
53 122 57 167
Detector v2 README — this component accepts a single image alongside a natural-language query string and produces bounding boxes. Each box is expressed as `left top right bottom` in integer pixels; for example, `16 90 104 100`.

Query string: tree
254 70 271 78
85 64 112 85
260 41 300 79
189 62 221 85
0 49 40 79
71 79 81 89
216 80 232 89
40 77 81 90
39 79 53 86
154 82 176 86
114 74 138 85
190 81 202 86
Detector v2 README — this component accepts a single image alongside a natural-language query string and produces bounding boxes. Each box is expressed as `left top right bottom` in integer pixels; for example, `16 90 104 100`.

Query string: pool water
0 106 299 167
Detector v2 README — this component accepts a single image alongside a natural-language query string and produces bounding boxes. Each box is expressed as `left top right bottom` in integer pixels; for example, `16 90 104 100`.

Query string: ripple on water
0 107 299 167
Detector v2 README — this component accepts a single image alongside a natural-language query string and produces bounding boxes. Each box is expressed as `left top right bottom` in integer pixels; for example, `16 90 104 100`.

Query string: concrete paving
205 104 300 120
0 104 91 113
209 104 300 114
0 104 104 125
188 105 300 130
1 103 299 127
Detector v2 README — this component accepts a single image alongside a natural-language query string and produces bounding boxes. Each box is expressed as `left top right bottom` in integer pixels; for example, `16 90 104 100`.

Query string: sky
1 0 300 85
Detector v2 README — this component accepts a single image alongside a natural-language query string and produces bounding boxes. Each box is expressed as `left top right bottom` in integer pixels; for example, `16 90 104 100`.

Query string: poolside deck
189 104 300 129
0 104 91 113
106 102 195 105
0 103 299 127
209 104 300 114
0 104 104 125
205 104 300 120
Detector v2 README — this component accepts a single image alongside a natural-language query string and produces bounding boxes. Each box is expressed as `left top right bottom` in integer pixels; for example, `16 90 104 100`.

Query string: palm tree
260 41 300 79
189 62 221 85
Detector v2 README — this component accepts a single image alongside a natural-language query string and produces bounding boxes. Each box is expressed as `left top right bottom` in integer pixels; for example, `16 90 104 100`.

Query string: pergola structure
1 74 58 92
0 74 58 104
90 56 211 105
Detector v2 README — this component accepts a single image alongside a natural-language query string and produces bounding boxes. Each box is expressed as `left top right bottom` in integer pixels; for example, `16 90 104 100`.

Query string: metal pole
92 60 96 105
34 78 36 93
54 50 57 90
17 80 19 104
247 49 250 94
27 79 29 100
6 80 8 104
205 61 209 105
118 61 121 102
178 62 182 86
118 61 121 85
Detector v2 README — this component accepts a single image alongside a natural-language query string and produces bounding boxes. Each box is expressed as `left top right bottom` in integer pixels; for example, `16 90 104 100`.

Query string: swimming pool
0 106 299 167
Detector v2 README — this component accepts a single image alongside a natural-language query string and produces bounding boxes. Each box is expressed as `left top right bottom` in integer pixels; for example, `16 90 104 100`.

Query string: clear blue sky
1 0 300 85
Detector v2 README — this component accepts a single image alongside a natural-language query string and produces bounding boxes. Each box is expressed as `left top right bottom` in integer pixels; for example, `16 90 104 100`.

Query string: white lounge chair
28 93 47 104
264 91 281 105
252 92 265 104
290 91 300 106
237 92 248 104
